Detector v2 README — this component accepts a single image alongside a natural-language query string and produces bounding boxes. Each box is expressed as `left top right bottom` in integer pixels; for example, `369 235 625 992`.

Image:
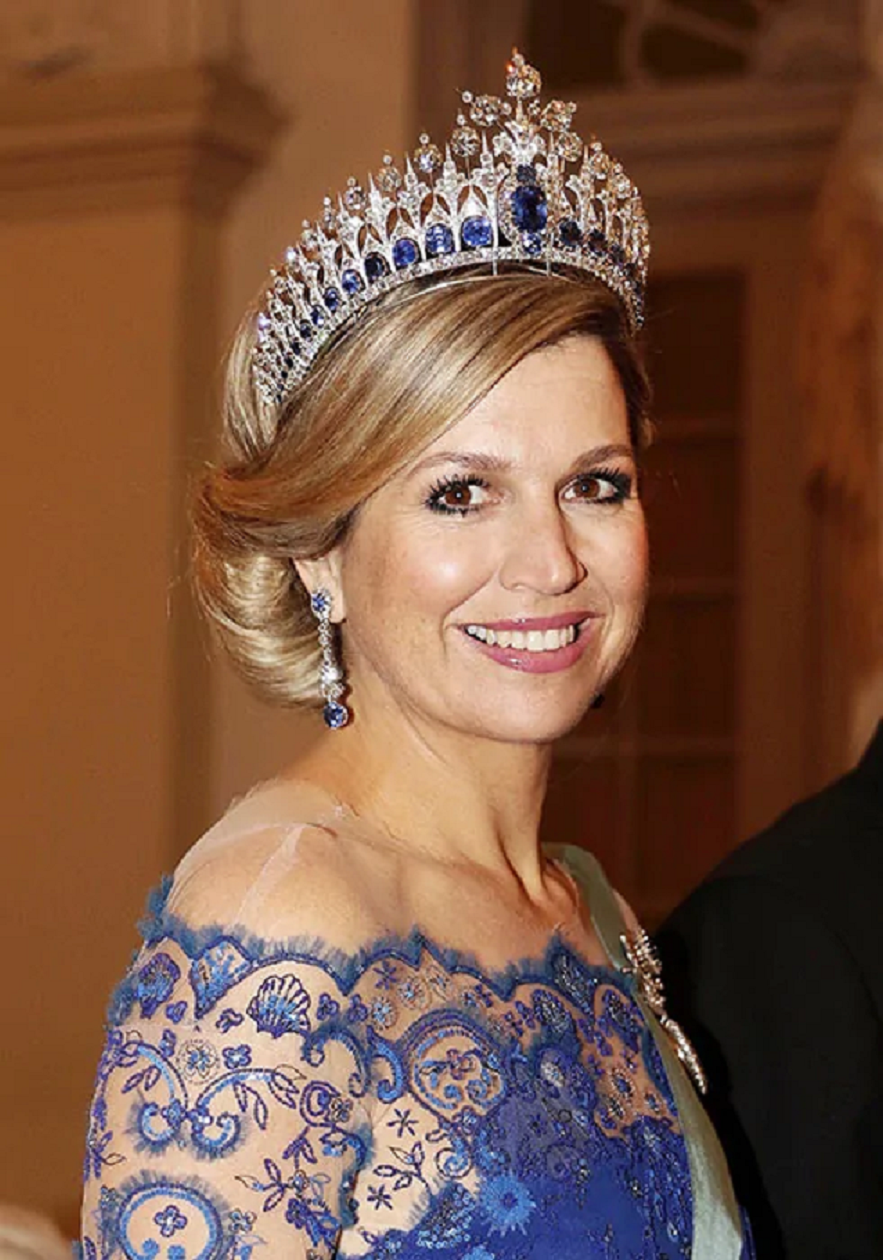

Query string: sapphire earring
310 588 349 729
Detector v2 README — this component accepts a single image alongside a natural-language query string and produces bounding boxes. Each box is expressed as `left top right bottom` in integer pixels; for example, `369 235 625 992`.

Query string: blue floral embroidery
135 953 181 1018
81 881 756 1260
222 1044 252 1069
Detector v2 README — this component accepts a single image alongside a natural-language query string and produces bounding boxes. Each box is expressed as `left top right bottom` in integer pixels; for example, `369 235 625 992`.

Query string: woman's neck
290 702 554 897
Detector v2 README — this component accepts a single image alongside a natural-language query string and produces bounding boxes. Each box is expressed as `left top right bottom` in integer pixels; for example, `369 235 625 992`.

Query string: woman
80 54 752 1259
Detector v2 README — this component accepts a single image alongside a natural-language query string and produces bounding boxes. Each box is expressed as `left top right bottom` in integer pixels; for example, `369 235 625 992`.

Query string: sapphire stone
610 243 626 267
323 701 348 730
461 216 493 249
510 185 548 235
324 286 341 311
310 306 325 327
341 270 363 295
522 232 543 256
588 230 606 255
558 219 582 248
392 238 419 269
425 224 455 257
516 163 536 184
298 321 313 340
364 253 389 282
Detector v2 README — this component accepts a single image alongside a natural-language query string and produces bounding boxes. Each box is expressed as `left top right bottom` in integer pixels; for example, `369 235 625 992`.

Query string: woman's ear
293 550 346 622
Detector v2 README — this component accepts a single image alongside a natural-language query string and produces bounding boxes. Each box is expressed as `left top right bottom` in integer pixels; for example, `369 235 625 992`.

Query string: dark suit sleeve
657 875 883 1260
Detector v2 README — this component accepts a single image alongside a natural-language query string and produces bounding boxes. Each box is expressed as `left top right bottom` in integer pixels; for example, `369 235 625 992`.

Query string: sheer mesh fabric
78 782 739 1259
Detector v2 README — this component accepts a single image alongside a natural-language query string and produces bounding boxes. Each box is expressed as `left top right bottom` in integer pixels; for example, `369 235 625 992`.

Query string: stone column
0 4 281 1228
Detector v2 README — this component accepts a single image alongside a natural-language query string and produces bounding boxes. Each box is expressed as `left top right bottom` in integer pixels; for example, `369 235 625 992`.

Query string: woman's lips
460 614 596 674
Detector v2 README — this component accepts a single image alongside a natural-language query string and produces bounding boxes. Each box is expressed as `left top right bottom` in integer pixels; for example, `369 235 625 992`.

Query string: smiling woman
79 53 754 1260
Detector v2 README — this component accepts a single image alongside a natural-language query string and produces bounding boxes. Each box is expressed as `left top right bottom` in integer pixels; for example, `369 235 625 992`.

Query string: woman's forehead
420 339 629 456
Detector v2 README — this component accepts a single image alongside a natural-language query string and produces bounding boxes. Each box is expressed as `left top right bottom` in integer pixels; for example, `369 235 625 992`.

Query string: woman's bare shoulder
165 778 389 954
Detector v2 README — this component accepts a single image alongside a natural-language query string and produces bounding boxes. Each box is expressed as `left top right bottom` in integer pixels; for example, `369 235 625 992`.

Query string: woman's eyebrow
409 451 512 477
408 442 635 479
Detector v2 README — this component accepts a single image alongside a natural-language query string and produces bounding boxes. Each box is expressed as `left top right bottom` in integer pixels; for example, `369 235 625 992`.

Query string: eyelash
425 467 634 517
566 466 634 504
426 475 491 517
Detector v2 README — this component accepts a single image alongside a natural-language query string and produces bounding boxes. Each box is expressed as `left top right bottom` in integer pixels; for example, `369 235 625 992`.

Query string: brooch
620 928 708 1095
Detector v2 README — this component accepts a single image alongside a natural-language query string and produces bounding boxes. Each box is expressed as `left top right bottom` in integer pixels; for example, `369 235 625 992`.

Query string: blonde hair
194 271 650 706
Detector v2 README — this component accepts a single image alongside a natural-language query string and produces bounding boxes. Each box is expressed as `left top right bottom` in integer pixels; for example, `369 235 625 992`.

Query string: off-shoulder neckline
137 873 631 1002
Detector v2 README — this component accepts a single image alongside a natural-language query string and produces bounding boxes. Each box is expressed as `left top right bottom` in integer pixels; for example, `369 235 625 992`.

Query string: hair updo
193 271 651 707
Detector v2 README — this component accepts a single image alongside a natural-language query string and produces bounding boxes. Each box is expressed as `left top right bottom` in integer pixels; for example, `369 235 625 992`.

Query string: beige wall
212 0 414 816
2 200 213 1222
0 3 413 1230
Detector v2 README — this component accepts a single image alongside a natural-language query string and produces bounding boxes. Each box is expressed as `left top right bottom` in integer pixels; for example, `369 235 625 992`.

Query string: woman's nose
498 502 585 595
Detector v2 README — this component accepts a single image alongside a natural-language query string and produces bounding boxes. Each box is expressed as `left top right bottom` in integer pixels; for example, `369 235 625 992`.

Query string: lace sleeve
80 881 372 1259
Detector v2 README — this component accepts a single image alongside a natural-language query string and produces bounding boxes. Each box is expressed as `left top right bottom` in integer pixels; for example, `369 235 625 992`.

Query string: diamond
469 94 503 128
392 238 419 269
323 287 341 312
343 178 365 211
451 123 480 159
320 198 338 234
319 661 343 686
506 53 541 99
461 216 493 249
376 155 402 194
511 184 548 234
414 135 442 174
300 226 320 260
542 100 576 131
364 253 389 282
425 224 455 257
557 131 583 162
341 269 364 295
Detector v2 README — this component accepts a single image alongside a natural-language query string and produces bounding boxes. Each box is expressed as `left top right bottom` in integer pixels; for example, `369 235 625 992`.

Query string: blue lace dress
80 787 753 1259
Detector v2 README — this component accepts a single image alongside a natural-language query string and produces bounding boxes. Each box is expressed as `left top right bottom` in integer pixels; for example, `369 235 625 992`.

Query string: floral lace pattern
80 880 724 1259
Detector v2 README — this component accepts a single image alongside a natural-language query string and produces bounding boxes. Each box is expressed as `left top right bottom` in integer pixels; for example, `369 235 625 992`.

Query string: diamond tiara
253 52 650 411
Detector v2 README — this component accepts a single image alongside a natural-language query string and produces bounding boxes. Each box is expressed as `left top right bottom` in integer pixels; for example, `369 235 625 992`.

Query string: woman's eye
564 468 633 505
426 477 491 516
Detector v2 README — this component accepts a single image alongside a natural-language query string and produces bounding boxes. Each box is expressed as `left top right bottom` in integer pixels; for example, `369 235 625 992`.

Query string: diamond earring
310 588 349 729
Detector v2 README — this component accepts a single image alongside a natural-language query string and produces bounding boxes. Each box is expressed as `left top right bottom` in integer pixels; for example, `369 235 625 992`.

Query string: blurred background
1 0 880 1239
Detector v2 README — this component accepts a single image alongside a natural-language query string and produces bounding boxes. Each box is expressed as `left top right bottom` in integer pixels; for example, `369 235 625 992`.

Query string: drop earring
310 588 349 729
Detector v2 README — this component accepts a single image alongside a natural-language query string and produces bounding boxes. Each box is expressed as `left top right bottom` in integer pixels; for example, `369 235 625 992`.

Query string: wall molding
572 76 857 214
0 62 283 217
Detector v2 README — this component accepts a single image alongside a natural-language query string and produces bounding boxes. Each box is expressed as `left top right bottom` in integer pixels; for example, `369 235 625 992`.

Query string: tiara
253 52 649 410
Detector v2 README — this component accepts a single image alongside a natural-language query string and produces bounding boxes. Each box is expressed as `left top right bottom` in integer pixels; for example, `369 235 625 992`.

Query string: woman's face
327 336 648 745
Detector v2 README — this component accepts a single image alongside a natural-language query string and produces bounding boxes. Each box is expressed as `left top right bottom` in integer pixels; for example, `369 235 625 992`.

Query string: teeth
465 623 580 652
